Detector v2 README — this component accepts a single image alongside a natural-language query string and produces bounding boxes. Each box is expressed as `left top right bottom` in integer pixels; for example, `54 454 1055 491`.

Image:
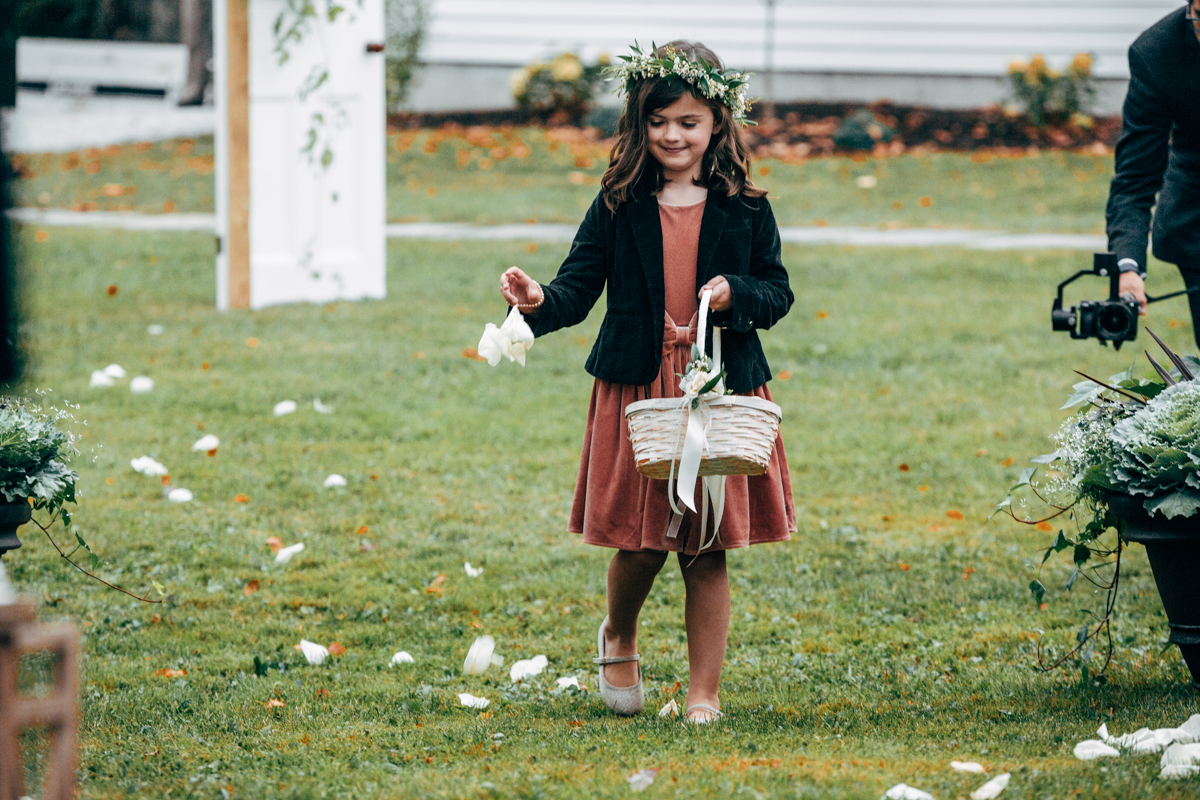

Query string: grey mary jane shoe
594 616 644 716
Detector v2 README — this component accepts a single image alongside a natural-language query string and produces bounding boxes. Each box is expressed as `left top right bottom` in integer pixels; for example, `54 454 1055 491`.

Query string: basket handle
697 289 723 387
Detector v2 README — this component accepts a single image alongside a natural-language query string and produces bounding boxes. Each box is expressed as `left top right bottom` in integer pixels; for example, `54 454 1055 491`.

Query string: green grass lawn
5 218 1199 798
9 127 1113 233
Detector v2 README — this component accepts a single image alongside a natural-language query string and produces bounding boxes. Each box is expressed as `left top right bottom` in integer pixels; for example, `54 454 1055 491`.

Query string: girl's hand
699 277 732 311
500 266 544 311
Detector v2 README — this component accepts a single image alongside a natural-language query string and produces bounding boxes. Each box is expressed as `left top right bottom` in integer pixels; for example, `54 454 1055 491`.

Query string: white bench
16 37 189 104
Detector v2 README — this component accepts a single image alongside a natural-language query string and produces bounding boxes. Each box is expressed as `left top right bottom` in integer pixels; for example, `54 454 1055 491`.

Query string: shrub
511 53 609 125
1006 53 1096 128
0 398 78 522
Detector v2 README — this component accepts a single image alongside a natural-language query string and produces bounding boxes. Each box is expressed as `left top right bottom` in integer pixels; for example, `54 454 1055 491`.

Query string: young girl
499 41 795 723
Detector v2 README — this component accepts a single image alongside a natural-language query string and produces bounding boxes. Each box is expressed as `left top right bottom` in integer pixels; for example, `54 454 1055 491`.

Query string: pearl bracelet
516 284 545 311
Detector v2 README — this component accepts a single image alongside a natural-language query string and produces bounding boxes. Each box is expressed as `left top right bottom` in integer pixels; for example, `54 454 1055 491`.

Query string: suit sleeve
1106 45 1172 271
711 198 794 332
528 193 610 338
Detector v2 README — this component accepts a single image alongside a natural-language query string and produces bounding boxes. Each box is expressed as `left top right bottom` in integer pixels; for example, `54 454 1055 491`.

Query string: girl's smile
646 92 715 183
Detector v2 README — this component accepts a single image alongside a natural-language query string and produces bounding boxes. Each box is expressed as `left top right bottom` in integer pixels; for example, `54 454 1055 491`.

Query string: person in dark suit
1109 1 1200 346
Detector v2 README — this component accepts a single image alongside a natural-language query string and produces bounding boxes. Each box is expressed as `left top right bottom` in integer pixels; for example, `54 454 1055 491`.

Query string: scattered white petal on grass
1099 723 1174 753
882 785 934 800
313 398 334 414
464 562 483 578
478 306 535 367
192 434 220 451
969 773 1009 800
130 376 155 394
323 474 347 488
510 655 548 682
951 762 985 773
275 542 305 564
1161 743 1200 779
90 370 115 388
458 692 490 710
298 639 329 665
389 651 415 666
556 676 581 690
856 175 878 189
147 324 165 335
273 400 297 416
626 769 658 791
658 699 679 718
130 456 168 476
166 488 193 503
463 635 496 675
1074 740 1120 760
104 363 126 378
1176 715 1200 744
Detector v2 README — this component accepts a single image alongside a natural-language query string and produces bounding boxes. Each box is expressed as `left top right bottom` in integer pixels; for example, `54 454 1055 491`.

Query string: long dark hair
600 41 764 211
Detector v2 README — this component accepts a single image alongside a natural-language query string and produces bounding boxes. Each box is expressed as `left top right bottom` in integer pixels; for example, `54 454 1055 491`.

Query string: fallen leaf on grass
192 434 220 451
155 668 187 678
1073 740 1120 760
265 536 283 553
265 698 285 709
273 400 297 416
390 651 415 666
462 347 486 362
426 574 446 594
626 769 658 791
243 580 259 596
463 635 496 675
899 563 910 571
659 699 679 717
970 773 1010 800
898 463 910 471
357 525 369 535
323 474 347 488
951 761 985 773
327 642 346 656
510 655 548 681
359 540 377 552
464 562 483 578
883 784 934 800
275 542 305 564
296 639 329 665
233 494 249 503
458 692 490 709
946 510 964 520
106 284 118 296
130 376 154 394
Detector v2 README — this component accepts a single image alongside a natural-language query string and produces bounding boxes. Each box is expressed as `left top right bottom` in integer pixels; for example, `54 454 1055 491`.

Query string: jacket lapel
695 191 729 290
627 193 665 316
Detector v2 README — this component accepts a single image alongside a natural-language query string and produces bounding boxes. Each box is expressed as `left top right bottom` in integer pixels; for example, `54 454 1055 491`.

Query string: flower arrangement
511 52 609 124
605 42 753 127
0 398 79 523
677 346 726 410
997 330 1200 678
1005 52 1096 128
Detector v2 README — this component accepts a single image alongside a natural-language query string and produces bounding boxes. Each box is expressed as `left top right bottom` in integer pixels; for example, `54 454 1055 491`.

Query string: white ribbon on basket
664 289 727 552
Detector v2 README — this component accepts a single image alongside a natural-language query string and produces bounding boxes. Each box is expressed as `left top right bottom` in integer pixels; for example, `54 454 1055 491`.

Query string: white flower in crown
605 41 755 126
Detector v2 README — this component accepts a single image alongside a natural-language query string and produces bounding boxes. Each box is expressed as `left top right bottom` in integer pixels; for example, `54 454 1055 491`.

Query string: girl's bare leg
679 550 730 719
604 549 668 687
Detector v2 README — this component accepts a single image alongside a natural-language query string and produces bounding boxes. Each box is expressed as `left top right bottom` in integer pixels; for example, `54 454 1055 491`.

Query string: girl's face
646 92 715 181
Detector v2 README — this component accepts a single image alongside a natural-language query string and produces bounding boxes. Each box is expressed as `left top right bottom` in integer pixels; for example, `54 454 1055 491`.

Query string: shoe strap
685 703 723 718
593 654 640 665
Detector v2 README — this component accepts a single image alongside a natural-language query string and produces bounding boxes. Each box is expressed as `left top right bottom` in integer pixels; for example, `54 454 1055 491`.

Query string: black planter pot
0 500 31 560
1109 493 1200 687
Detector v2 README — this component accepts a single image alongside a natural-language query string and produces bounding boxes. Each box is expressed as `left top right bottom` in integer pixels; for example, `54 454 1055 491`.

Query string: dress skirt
568 311 797 555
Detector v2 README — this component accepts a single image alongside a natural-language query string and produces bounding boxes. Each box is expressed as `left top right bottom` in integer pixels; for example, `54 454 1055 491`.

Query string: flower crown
604 42 754 126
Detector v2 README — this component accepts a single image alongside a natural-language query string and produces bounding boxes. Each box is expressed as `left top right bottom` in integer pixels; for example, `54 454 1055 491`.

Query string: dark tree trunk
178 0 212 105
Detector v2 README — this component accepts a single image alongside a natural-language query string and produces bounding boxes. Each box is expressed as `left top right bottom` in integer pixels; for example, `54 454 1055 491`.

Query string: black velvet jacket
1106 6 1200 270
528 186 793 394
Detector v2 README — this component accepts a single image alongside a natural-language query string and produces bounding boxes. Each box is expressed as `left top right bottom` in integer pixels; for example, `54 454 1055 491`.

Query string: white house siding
405 0 1183 113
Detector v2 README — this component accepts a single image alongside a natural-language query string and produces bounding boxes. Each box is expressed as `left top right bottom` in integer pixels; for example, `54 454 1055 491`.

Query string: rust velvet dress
567 198 797 555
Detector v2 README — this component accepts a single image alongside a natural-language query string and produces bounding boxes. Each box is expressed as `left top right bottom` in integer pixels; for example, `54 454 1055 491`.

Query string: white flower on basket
478 307 534 367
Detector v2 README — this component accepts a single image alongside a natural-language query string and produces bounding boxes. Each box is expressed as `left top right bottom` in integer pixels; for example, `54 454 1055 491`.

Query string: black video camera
1052 253 1143 350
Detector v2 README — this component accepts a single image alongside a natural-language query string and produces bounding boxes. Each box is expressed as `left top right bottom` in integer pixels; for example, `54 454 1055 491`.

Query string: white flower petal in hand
147 324 165 335
130 376 154 394
498 306 534 366
510 655 548 682
273 400 297 416
463 635 496 675
90 370 115 388
477 323 507 367
556 676 580 690
390 651 415 666
882 785 935 800
192 434 220 451
658 699 679 718
951 762 985 773
626 769 658 791
166 488 193 503
969 773 1009 800
323 474 347 488
275 542 305 564
104 363 127 379
458 692 490 710
1074 740 1120 760
131 456 168 476
464 562 483 578
299 639 329 665
313 398 334 414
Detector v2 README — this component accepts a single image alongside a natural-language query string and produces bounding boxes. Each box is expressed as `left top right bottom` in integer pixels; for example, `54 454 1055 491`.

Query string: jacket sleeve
1106 44 1171 271
712 197 794 332
528 193 610 338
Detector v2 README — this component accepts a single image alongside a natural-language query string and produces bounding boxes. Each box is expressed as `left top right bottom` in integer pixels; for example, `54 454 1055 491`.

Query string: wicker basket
625 395 782 479
624 288 782 480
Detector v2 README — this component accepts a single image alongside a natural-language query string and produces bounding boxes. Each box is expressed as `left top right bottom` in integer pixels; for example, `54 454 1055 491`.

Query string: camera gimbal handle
1053 252 1200 317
